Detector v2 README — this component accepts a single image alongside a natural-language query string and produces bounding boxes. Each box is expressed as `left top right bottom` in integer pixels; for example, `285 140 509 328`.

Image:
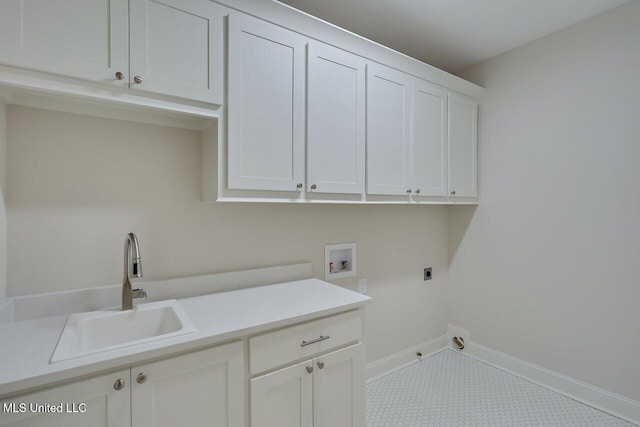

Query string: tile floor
366 349 636 426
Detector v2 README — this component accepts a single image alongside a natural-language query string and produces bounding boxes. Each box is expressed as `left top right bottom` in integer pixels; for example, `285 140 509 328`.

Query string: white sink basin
51 300 195 363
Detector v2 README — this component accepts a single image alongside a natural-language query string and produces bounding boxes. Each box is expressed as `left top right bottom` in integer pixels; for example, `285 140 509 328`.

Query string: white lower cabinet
251 343 364 427
251 359 314 427
312 344 364 427
132 342 244 427
0 341 244 427
0 369 131 427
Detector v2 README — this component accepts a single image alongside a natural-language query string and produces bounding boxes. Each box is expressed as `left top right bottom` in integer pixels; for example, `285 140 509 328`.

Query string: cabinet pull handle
300 335 330 347
296 183 303 189
306 366 314 374
415 189 420 194
137 373 147 384
407 189 412 194
450 190 456 195
115 71 124 80
113 379 125 390
317 361 325 369
310 184 317 190
133 75 143 84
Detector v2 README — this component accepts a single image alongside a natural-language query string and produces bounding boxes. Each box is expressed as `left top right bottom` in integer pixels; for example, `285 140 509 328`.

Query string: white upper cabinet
448 93 478 198
0 0 222 103
0 0 128 87
227 12 307 192
412 79 448 197
366 63 413 196
129 0 224 103
307 43 366 195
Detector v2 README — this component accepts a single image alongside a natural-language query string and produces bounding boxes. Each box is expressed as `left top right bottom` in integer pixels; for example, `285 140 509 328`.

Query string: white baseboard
366 334 447 382
464 342 640 425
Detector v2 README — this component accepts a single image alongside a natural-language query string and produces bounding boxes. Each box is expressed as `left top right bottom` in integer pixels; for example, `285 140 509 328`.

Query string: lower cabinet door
313 344 365 427
250 360 313 427
0 369 131 427
131 341 244 427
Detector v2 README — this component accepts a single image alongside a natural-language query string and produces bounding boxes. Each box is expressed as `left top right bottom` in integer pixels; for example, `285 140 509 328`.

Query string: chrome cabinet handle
115 71 124 80
415 189 420 194
310 184 317 190
450 190 456 195
136 373 147 384
407 189 412 194
133 76 143 84
300 335 330 347
114 379 125 390
317 361 325 369
306 366 314 374
296 183 303 189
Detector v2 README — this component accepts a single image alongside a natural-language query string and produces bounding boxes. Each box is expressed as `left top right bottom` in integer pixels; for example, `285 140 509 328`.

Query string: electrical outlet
358 278 367 294
424 267 432 281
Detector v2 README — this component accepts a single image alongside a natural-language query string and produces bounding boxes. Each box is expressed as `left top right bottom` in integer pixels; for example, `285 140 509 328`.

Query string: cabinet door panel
366 64 412 195
227 13 306 192
0 0 128 86
314 344 364 427
132 342 244 427
448 93 478 198
412 80 448 196
0 370 130 427
307 43 366 194
251 360 313 427
129 0 224 103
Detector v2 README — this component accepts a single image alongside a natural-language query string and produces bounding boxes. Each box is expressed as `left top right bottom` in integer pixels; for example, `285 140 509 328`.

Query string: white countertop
0 278 371 398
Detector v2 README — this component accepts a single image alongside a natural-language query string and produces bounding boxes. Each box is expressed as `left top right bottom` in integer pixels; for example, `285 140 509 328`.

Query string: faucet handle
132 289 147 300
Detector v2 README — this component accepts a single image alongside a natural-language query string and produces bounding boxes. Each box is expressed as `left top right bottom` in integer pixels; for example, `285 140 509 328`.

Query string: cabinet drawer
249 311 361 375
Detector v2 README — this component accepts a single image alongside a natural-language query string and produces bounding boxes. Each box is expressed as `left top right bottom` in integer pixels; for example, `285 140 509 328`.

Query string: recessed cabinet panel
132 341 244 427
251 360 314 427
0 0 128 86
227 13 306 191
129 0 224 103
314 344 364 427
307 43 366 194
448 93 478 198
412 80 448 197
0 370 131 427
366 64 412 196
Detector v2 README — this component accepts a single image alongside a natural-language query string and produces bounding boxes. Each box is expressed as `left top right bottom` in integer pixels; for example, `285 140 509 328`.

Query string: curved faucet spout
122 233 144 310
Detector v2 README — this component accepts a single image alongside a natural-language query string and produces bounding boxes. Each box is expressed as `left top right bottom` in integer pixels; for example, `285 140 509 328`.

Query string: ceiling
276 0 631 73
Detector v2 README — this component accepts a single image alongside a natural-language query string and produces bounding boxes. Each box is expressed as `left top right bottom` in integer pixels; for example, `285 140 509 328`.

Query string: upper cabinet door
0 0 128 86
129 0 224 104
307 43 366 195
227 13 307 192
366 63 413 196
412 79 448 197
448 93 478 198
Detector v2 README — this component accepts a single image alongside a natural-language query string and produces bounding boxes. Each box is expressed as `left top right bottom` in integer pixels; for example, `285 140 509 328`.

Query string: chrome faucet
122 233 146 310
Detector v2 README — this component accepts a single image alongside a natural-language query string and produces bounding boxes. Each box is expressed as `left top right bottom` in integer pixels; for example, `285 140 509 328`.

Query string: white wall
451 1 640 401
0 101 7 300
5 105 448 364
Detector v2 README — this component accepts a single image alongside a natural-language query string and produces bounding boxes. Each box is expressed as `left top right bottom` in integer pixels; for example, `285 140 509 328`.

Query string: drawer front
249 311 361 375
